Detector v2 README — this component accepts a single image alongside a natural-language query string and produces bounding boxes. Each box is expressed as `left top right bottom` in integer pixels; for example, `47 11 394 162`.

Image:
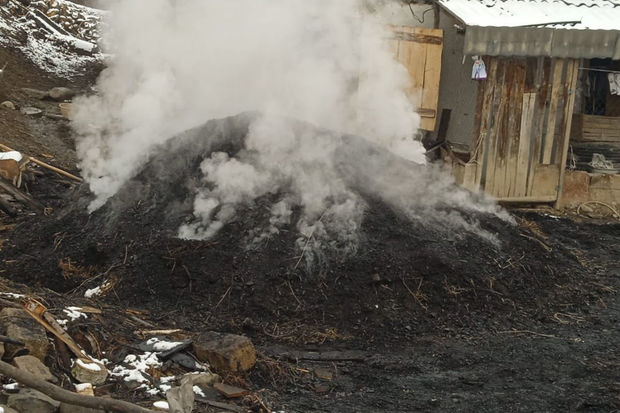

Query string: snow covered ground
0 0 105 79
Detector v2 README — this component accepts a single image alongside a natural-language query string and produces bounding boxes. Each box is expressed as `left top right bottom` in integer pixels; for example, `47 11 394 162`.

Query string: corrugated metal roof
439 0 620 30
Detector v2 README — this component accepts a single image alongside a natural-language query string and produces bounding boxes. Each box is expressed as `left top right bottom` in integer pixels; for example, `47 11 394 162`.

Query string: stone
21 87 49 100
314 367 333 381
20 106 43 117
48 87 75 101
213 382 249 398
0 308 49 361
0 405 20 413
13 355 57 383
7 388 60 413
1 100 15 110
59 403 104 413
192 332 256 373
71 359 108 385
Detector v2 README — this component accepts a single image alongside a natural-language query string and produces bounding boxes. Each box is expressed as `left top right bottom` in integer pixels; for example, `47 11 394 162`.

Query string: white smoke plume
72 0 512 262
73 0 422 208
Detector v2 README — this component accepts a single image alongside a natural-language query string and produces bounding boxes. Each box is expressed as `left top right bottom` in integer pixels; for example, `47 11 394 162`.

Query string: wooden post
555 59 580 209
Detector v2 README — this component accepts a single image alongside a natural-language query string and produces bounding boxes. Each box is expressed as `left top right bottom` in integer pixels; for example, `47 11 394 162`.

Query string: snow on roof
439 0 620 30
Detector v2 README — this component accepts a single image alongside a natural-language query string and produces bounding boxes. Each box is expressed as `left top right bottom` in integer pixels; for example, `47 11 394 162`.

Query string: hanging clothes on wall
471 56 487 80
608 73 620 95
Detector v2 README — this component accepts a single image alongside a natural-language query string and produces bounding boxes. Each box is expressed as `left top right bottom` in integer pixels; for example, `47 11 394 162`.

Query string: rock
213 382 249 398
21 88 49 100
71 359 108 385
314 367 333 381
7 388 60 413
192 332 256 373
48 87 75 101
13 355 57 383
0 308 49 361
0 405 20 413
1 101 15 110
59 403 104 413
20 106 43 117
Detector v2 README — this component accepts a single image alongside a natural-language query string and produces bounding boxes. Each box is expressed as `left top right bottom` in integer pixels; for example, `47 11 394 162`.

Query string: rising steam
72 0 511 263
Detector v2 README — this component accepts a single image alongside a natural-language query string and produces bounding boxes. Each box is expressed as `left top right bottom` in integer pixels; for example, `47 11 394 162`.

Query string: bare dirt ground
0 43 619 413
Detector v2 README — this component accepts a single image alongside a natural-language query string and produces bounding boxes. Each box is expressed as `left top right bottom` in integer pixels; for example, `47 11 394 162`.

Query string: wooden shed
431 0 620 206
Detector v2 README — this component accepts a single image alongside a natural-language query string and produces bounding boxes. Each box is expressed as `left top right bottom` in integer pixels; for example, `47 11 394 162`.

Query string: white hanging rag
472 56 487 80
608 73 620 95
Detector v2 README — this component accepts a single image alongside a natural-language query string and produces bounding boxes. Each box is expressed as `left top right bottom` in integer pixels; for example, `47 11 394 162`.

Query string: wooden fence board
506 62 526 197
485 60 506 195
542 59 564 164
475 57 498 189
515 93 536 196
555 59 580 208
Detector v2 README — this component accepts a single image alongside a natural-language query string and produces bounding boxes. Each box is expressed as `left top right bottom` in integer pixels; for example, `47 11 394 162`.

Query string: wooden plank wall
389 26 443 131
465 57 579 201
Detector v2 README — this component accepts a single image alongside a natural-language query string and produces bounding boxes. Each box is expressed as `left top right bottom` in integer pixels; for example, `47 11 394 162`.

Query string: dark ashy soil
1 112 618 412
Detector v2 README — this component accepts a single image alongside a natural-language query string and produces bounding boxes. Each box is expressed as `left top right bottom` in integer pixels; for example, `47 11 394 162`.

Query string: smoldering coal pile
49 111 512 270
3 112 588 337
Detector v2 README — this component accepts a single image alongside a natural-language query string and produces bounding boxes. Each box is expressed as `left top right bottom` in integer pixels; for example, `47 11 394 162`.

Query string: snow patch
111 352 161 384
146 337 184 352
153 401 169 410
64 306 88 321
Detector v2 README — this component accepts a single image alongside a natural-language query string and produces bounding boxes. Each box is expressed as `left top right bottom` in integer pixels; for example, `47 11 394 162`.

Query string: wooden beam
390 31 443 45
475 57 498 190
542 59 564 164
496 195 556 203
555 59 580 209
515 92 536 197
505 61 526 197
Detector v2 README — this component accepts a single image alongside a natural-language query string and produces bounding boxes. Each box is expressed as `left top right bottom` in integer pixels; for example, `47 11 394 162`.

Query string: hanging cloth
471 56 487 80
608 73 620 95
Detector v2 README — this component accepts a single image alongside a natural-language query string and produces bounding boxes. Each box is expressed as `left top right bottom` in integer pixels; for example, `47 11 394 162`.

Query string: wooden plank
530 164 560 197
474 57 498 189
389 26 443 132
484 60 507 195
496 195 557 203
391 31 443 44
492 62 514 197
397 36 425 106
420 40 442 130
555 59 580 209
506 61 526 197
527 58 551 196
462 162 477 191
572 114 620 142
416 108 436 118
515 92 536 196
542 59 564 164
